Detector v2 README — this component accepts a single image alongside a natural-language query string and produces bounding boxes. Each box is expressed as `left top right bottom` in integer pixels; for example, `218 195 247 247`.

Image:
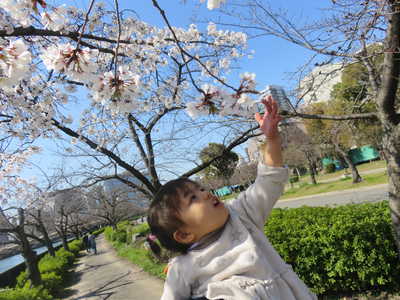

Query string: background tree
281 121 320 185
303 101 363 183
331 60 384 151
0 208 42 286
199 142 239 183
86 185 142 230
26 209 56 257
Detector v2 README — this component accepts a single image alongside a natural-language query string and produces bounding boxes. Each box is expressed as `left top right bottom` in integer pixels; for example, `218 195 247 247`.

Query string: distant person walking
83 234 89 253
89 233 97 255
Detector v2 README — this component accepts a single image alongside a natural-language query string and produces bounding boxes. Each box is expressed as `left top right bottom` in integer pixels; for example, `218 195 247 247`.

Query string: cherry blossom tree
0 0 265 208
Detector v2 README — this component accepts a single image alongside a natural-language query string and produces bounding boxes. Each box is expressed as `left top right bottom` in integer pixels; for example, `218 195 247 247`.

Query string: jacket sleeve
228 163 289 229
161 259 191 300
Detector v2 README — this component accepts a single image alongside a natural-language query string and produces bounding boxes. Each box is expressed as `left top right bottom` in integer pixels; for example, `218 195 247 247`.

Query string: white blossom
0 0 35 27
41 43 98 82
41 5 69 31
0 39 31 87
91 66 141 113
186 102 210 118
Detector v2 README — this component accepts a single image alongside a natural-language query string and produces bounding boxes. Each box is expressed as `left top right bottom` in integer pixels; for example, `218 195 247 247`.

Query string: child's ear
173 230 195 244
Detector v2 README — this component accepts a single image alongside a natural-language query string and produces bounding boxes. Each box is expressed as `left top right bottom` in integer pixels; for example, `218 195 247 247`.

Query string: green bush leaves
265 201 400 295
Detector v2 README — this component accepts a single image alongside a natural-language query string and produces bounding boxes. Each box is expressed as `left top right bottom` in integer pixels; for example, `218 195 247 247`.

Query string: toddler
148 96 317 300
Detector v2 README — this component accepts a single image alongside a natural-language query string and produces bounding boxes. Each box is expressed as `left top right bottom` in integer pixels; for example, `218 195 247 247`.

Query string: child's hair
147 178 199 254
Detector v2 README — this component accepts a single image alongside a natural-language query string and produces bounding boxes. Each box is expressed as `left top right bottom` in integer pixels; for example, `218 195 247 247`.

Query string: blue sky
21 0 332 183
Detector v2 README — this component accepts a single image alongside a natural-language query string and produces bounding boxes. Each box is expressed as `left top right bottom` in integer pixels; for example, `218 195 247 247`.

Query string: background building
102 172 150 210
298 63 343 104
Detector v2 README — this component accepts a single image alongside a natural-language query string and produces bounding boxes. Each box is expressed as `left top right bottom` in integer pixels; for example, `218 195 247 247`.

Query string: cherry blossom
91 66 141 113
41 5 69 31
0 0 47 27
0 39 31 87
0 146 40 205
41 43 99 82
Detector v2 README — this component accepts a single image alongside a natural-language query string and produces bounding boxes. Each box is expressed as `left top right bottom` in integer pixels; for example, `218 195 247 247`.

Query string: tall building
47 188 87 214
102 172 150 210
298 63 343 104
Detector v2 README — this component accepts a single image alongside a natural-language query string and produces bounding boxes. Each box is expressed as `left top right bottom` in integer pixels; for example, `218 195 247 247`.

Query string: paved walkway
276 183 388 208
62 235 163 300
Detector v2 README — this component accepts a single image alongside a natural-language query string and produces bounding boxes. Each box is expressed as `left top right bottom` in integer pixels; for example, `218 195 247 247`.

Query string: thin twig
113 0 122 78
76 0 97 50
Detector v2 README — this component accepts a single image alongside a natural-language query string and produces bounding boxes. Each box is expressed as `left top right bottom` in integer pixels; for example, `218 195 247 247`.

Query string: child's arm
228 96 288 228
255 95 283 167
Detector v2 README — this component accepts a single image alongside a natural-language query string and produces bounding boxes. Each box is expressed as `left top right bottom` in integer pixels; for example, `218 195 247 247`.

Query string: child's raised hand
254 95 282 139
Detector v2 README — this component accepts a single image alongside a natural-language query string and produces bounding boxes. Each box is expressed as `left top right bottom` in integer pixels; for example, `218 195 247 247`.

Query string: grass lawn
281 171 388 200
110 240 167 279
297 159 387 184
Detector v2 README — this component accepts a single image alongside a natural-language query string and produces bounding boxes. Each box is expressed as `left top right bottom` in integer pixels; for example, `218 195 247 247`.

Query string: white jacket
161 164 317 300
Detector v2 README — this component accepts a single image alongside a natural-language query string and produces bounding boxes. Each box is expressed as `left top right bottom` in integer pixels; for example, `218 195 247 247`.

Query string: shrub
55 248 74 266
104 226 114 241
265 201 400 295
38 254 68 276
113 231 127 243
41 272 62 295
68 239 83 256
92 227 105 236
0 286 52 300
117 220 131 231
289 175 299 183
16 271 29 288
324 163 336 173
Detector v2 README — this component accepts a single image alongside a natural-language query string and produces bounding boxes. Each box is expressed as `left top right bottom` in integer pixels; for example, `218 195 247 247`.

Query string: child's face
174 183 229 244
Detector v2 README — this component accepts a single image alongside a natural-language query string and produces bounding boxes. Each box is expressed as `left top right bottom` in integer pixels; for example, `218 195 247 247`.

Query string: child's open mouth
213 198 221 207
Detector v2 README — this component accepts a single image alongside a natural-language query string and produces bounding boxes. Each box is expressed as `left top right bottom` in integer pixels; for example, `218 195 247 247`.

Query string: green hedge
55 247 75 265
92 227 105 236
0 286 51 300
5 239 84 300
68 239 83 256
265 201 400 295
104 222 150 245
38 254 69 276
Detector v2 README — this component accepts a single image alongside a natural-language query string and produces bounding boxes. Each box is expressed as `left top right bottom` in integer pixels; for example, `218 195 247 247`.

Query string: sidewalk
62 235 163 300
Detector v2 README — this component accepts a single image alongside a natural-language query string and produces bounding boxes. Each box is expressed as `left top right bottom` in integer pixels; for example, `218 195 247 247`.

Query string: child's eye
199 188 205 192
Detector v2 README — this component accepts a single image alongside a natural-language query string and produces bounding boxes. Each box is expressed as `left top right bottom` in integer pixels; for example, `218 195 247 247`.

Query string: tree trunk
19 232 41 286
43 233 55 257
374 0 400 257
382 128 400 257
305 151 317 185
61 234 69 251
334 144 362 183
308 161 317 185
38 219 55 257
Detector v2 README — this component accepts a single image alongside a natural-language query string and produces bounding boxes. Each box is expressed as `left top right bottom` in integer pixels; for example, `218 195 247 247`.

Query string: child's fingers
254 112 263 125
271 98 278 116
264 96 273 115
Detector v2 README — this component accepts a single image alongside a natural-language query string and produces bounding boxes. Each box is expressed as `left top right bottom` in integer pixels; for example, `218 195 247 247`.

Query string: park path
62 235 163 300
